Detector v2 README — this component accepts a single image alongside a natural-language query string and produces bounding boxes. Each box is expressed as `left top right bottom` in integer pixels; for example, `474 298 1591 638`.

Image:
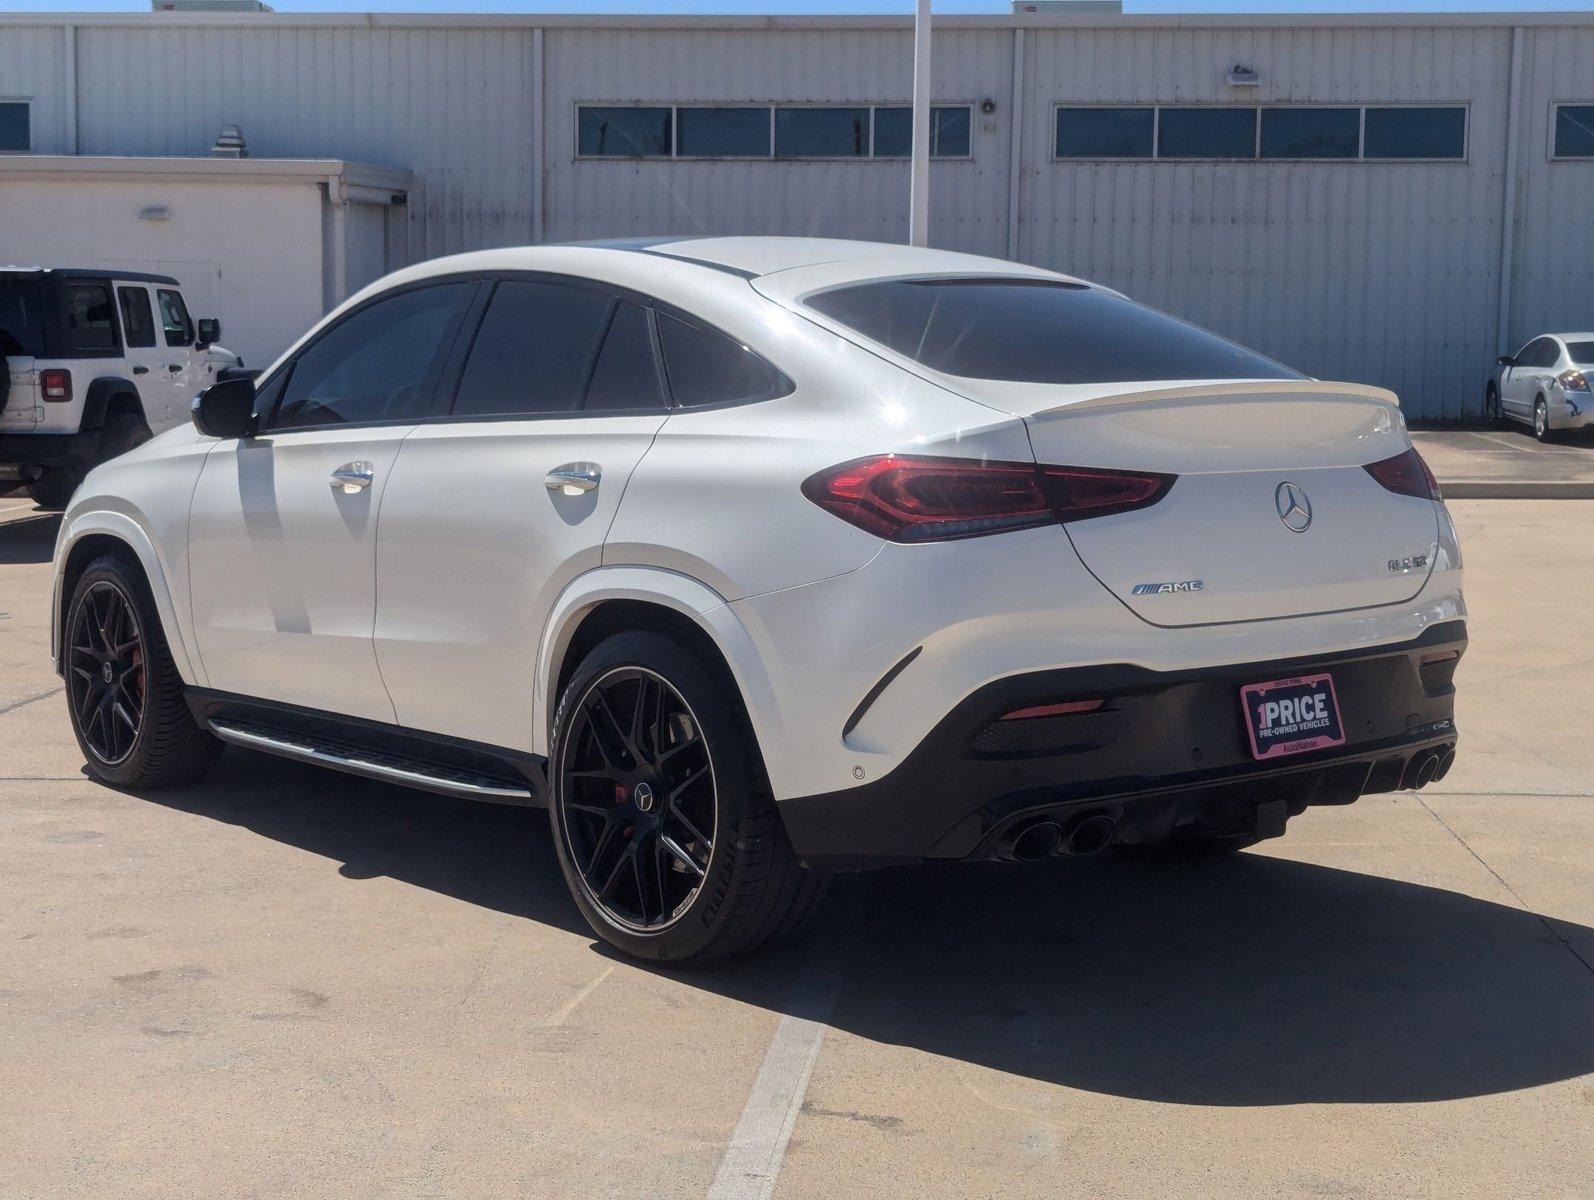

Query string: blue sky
7 1 1594 14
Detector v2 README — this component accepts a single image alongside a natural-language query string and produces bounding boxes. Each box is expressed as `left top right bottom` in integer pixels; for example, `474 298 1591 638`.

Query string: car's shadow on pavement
0 511 61 564
145 747 1594 1108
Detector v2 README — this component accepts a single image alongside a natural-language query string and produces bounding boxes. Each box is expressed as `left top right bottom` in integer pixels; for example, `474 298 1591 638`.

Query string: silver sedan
1487 332 1594 441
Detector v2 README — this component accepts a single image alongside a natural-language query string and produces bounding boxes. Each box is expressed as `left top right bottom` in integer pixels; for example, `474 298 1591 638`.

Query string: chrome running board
207 718 537 803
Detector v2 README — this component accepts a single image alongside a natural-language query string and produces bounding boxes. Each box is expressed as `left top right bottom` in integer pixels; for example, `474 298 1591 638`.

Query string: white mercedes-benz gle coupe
50 237 1465 963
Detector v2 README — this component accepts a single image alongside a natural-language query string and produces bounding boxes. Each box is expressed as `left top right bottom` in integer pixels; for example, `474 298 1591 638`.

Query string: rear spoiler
1026 380 1401 421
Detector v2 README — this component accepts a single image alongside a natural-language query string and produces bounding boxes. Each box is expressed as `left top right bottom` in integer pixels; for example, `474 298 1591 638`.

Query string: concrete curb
1438 480 1594 499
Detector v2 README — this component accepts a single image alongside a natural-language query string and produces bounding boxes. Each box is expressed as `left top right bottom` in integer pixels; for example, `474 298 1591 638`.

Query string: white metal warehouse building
1 7 1590 420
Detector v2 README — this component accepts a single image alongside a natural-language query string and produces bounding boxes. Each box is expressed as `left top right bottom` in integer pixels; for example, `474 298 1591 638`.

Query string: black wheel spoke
67 581 144 765
557 666 717 932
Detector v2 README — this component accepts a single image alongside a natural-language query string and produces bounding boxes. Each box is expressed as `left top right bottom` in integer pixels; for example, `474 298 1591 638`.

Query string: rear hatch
1013 381 1439 626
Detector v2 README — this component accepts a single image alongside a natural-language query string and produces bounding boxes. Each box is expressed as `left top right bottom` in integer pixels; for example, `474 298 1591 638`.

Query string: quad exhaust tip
1402 747 1456 792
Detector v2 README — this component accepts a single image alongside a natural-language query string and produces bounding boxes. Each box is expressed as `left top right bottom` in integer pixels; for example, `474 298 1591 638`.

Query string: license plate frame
1239 672 1346 761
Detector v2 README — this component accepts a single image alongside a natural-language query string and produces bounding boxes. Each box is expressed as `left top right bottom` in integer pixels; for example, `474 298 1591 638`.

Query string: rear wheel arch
82 378 145 433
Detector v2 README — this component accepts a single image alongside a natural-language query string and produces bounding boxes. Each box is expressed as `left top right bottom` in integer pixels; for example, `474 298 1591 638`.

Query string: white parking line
707 909 861 1200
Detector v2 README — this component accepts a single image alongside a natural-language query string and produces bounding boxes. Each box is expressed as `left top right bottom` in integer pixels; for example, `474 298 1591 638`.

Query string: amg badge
1131 580 1205 595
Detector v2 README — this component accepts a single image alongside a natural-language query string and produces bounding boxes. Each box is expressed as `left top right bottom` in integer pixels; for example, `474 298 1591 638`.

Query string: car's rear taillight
801 455 1176 543
1559 369 1591 393
39 369 72 402
1364 447 1440 501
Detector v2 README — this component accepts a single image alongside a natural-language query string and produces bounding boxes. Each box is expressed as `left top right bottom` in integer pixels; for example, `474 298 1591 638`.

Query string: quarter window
156 289 193 348
117 287 156 349
270 283 467 430
64 283 117 353
1260 107 1359 159
1363 107 1465 160
0 101 28 153
657 311 791 407
1553 105 1594 159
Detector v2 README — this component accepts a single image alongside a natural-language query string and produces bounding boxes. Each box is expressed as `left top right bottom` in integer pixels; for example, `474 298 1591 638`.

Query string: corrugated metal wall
1020 24 1512 422
0 13 1588 420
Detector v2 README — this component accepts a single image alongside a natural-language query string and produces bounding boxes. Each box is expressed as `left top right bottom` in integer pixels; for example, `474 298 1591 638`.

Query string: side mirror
196 317 221 348
192 377 256 439
1497 355 1516 367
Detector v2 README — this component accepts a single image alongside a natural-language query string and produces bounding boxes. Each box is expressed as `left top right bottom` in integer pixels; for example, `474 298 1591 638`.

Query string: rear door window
584 301 666 411
806 277 1299 384
270 283 469 430
656 311 792 407
156 289 193 348
65 283 118 353
452 280 613 417
117 286 157 348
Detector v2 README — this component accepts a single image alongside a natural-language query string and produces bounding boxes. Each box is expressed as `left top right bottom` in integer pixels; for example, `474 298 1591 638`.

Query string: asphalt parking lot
1 496 1591 1199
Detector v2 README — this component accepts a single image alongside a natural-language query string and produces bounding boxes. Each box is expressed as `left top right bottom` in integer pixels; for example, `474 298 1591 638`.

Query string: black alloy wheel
66 579 146 765
556 666 719 931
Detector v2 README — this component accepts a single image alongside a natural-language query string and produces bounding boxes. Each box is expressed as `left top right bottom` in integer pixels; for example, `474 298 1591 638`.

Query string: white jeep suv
1 267 240 507
50 238 1466 964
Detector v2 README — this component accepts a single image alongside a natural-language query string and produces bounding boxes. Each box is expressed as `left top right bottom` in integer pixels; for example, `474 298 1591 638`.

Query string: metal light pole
908 0 932 247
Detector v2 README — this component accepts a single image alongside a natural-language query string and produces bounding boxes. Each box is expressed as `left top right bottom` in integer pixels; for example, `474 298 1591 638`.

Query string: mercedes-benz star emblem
633 782 656 813
1275 481 1312 533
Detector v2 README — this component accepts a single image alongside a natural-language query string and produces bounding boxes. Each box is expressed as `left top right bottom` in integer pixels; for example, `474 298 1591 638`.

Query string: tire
98 410 152 463
63 553 221 790
1534 396 1555 443
548 630 826 965
1484 382 1502 428
1111 832 1259 863
26 466 82 510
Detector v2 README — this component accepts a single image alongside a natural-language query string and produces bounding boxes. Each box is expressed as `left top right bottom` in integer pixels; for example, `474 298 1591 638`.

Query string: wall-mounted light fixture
1226 64 1262 87
980 98 998 116
137 205 171 221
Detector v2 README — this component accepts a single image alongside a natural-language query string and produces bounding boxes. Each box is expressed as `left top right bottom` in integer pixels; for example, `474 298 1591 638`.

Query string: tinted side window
118 287 156 348
1555 105 1594 158
453 280 613 417
156 289 193 348
585 301 665 411
65 284 117 352
657 312 790 407
1527 339 1562 368
271 284 467 430
807 278 1301 385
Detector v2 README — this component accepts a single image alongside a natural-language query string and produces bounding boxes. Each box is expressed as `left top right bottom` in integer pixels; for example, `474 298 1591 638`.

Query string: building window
1553 105 1594 159
1363 107 1466 160
776 107 869 158
873 105 972 158
677 107 771 158
1056 103 1464 162
1158 107 1258 158
0 101 29 153
576 104 973 160
1054 107 1154 158
578 107 672 158
1260 107 1359 159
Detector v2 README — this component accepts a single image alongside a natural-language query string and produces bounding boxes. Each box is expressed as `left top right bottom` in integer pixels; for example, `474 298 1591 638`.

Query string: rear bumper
0 431 99 476
779 620 1465 870
1550 396 1594 431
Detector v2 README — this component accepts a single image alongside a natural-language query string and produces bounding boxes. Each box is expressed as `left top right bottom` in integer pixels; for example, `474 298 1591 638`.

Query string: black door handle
167 364 182 373
132 366 149 375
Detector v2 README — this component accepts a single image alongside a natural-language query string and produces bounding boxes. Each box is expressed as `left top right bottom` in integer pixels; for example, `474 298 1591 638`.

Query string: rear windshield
805 277 1301 385
0 280 46 357
1567 342 1594 366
